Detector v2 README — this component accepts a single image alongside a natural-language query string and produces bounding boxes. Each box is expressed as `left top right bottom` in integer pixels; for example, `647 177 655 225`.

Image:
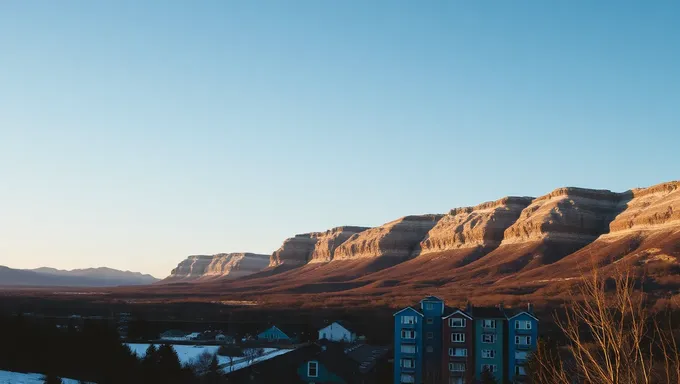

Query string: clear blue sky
1 1 678 278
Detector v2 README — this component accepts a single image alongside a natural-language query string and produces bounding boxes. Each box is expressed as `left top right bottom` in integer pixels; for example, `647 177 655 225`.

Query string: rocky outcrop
269 234 319 267
168 253 269 280
333 215 443 261
417 197 534 255
170 255 214 279
202 253 270 278
308 226 371 263
606 181 680 236
501 187 624 245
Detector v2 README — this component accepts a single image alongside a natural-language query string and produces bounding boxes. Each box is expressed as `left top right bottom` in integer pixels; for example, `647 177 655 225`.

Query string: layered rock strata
417 197 534 255
169 253 269 280
333 215 443 260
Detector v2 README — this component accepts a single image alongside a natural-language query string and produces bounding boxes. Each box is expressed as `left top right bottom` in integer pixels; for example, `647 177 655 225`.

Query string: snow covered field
0 370 82 384
125 344 293 372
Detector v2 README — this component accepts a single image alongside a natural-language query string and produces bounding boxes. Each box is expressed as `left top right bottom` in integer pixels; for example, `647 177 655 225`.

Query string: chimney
527 303 534 314
465 301 472 313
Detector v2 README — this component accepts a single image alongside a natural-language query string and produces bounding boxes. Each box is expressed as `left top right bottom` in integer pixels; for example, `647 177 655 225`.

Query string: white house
318 321 357 342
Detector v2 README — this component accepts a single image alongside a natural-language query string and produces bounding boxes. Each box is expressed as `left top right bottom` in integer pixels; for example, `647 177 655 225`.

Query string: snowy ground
125 344 293 373
0 370 82 384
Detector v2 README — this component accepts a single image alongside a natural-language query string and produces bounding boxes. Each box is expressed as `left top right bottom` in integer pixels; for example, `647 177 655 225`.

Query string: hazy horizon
2 1 679 277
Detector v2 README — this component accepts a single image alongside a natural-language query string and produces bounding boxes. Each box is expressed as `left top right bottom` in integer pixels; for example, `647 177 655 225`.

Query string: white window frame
515 320 532 330
481 349 496 359
401 329 416 339
400 358 415 368
448 362 466 372
482 334 496 344
449 318 466 328
451 333 465 343
515 335 532 345
307 361 319 377
481 364 497 373
400 373 415 383
482 319 496 329
515 365 527 376
425 303 434 310
402 316 416 325
515 351 528 359
449 348 467 357
426 332 433 339
426 317 433 324
401 344 416 354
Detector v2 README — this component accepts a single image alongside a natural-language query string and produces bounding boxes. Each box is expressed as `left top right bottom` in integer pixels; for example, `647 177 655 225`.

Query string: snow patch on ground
125 344 293 373
0 370 83 384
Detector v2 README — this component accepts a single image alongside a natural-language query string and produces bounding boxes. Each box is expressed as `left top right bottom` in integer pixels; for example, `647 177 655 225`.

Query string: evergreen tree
480 369 497 384
204 354 221 384
157 344 184 384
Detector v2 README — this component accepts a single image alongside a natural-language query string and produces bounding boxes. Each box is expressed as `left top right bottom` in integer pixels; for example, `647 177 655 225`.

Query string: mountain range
0 266 158 287
157 180 680 307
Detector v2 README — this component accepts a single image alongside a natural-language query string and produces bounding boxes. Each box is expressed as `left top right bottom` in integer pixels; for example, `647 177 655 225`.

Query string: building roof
420 295 444 302
471 306 506 318
225 344 320 383
442 308 473 320
343 344 390 374
393 307 423 317
507 310 539 322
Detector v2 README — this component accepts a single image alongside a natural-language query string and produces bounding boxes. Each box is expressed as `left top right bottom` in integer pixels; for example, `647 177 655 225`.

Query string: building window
425 303 434 310
426 332 433 339
426 317 433 324
449 318 466 327
481 364 497 373
449 378 464 384
449 348 467 357
400 374 415 383
448 362 465 372
401 316 416 325
426 346 433 353
515 365 527 376
482 334 496 343
515 351 528 360
400 358 415 368
451 333 465 343
515 320 532 330
515 336 532 345
481 349 496 359
307 361 318 377
401 330 416 339
482 319 496 329
401 344 416 354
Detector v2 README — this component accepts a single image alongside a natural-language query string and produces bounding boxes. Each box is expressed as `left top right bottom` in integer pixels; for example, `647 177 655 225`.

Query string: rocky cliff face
308 226 371 263
417 197 534 255
168 253 269 280
606 181 680 236
501 187 624 245
269 234 320 267
333 215 443 261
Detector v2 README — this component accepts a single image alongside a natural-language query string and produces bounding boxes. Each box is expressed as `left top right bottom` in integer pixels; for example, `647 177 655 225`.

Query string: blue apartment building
394 298 538 384
393 307 424 384
507 305 539 383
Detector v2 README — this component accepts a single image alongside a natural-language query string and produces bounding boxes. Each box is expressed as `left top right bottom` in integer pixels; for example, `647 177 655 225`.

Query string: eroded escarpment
606 181 680 236
416 196 534 256
332 215 443 261
502 187 624 245
308 226 371 263
167 253 269 280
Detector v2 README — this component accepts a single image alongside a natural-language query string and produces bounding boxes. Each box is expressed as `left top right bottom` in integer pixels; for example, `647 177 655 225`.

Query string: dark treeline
0 314 199 383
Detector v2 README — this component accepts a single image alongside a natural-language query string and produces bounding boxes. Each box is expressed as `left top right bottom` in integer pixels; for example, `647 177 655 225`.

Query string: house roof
225 344 320 383
320 320 356 334
393 307 423 317
442 308 473 320
507 310 539 322
420 295 444 302
258 325 292 338
343 344 390 374
471 306 506 318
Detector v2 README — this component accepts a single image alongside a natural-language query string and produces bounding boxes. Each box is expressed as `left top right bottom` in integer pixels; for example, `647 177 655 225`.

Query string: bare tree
188 351 216 377
531 267 680 384
243 347 264 366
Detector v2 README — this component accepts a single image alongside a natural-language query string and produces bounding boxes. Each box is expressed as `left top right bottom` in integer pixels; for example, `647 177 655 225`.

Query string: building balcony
400 322 416 329
400 365 416 372
515 343 534 350
514 328 532 334
401 338 418 344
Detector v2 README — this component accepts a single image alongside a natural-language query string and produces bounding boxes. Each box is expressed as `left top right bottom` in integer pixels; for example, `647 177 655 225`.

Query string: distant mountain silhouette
0 265 158 287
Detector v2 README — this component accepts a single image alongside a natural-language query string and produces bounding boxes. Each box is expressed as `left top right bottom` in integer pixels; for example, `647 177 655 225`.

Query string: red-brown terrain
119 180 680 309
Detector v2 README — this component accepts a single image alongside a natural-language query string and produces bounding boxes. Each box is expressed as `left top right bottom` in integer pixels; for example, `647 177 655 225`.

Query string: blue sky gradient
1 1 679 277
